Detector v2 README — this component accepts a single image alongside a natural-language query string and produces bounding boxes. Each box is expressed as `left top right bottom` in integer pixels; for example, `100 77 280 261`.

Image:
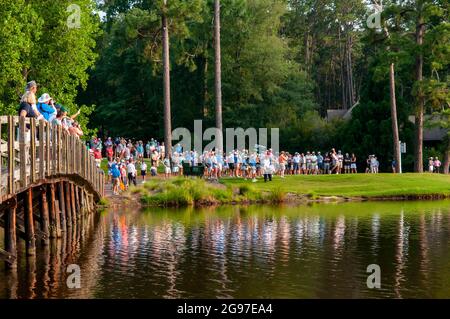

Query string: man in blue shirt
111 160 121 195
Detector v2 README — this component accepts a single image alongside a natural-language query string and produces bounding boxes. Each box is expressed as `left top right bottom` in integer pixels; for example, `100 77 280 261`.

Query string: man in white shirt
140 161 147 181
127 160 137 186
262 150 275 182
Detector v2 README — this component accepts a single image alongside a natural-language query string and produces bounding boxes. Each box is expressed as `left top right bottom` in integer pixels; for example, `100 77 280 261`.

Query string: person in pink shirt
434 157 442 173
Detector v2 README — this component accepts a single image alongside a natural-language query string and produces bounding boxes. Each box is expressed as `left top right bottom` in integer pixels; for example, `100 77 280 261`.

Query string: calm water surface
1 200 450 298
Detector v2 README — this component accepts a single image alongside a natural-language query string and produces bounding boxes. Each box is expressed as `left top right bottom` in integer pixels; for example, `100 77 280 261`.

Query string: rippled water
2 200 450 298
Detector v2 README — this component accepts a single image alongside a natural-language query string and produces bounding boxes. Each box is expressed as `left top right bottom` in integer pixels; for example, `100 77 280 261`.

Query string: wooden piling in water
58 181 67 234
39 186 50 246
4 198 17 269
48 183 61 238
65 182 72 228
70 184 77 227
74 186 80 220
24 189 36 256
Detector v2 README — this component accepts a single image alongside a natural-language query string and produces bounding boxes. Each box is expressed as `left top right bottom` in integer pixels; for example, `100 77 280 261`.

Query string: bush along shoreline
122 175 450 208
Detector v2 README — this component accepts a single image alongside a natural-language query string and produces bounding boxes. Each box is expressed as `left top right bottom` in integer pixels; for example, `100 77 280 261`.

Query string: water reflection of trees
3 201 450 298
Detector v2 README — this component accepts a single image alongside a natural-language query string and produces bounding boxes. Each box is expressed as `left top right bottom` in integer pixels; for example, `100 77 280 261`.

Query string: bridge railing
0 115 104 201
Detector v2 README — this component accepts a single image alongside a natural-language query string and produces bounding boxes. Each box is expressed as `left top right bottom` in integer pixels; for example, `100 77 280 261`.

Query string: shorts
165 167 171 174
229 163 235 170
344 165 350 169
293 163 299 170
280 163 286 170
351 164 357 169
302 164 306 169
306 163 312 170
173 166 179 173
141 170 146 176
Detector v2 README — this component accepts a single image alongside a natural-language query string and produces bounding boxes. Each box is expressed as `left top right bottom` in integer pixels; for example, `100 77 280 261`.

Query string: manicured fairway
220 173 450 198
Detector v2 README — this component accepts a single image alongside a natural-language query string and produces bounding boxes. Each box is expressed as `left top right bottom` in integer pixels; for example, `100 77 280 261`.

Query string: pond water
1 200 450 298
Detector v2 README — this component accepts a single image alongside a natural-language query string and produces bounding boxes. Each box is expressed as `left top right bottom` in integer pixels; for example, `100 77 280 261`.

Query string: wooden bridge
0 115 105 269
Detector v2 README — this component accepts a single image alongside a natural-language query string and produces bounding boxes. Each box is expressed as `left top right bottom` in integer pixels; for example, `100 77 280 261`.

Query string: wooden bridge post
58 181 67 233
7 116 15 195
80 190 86 216
75 186 83 219
48 183 60 238
39 119 45 179
46 122 50 176
39 186 50 246
24 188 36 256
4 198 18 269
19 116 27 188
70 184 77 228
30 118 36 183
65 182 72 229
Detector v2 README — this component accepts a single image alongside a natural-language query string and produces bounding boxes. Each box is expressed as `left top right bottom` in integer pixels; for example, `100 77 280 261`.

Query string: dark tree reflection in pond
2 200 450 298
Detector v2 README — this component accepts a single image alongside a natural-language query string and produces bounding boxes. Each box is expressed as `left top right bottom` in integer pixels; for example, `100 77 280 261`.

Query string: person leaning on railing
19 81 44 120
69 121 83 138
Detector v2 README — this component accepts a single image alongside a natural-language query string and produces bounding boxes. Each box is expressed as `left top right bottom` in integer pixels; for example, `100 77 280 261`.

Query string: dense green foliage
0 0 448 171
0 0 100 135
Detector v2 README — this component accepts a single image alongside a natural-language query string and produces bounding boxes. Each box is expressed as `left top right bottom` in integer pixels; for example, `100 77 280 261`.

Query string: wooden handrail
0 116 105 201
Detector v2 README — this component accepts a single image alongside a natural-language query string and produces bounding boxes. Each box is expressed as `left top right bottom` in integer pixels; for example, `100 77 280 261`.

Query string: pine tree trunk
162 3 172 158
444 138 450 174
202 54 209 117
214 0 223 153
389 63 401 173
414 21 425 172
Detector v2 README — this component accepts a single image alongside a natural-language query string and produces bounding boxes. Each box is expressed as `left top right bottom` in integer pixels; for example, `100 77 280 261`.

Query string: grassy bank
127 173 450 207
221 173 450 198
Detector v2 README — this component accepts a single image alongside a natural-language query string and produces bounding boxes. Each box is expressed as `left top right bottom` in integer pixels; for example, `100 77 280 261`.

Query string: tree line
0 0 448 172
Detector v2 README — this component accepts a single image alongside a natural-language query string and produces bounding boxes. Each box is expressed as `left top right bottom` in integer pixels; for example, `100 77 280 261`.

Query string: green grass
124 173 450 207
140 178 234 207
220 173 450 198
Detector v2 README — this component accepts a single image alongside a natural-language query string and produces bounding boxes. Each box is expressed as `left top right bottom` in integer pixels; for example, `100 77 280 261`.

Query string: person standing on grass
323 152 331 174
337 151 344 174
428 157 434 173
163 156 171 179
172 152 180 176
391 158 397 173
317 152 323 174
366 156 371 173
151 149 159 168
262 149 275 182
351 153 357 173
145 141 151 159
311 152 318 175
111 161 121 195
434 157 441 173
127 159 137 186
370 156 378 174
305 152 312 175
140 160 147 181
344 153 351 174
331 149 339 174
249 152 257 182
120 161 128 188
